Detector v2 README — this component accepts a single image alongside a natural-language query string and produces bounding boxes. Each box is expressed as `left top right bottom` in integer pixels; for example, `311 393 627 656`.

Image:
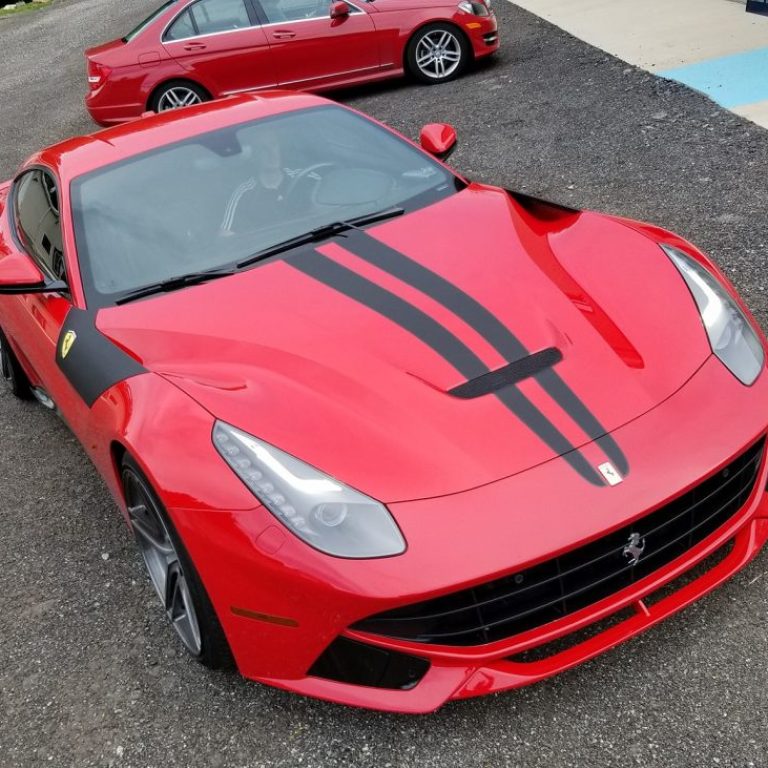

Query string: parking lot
1 0 768 766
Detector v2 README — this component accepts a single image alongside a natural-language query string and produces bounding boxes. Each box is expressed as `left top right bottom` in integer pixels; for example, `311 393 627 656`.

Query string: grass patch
0 0 53 18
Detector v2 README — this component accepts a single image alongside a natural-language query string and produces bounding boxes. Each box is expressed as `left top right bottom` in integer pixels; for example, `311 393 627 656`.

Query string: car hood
97 184 710 502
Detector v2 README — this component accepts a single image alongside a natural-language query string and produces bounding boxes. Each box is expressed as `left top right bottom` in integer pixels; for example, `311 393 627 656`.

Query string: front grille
507 537 736 664
354 439 764 646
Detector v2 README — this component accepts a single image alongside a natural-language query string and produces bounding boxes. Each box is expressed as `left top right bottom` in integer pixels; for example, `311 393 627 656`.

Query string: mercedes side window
261 0 358 23
124 0 177 42
166 0 252 39
165 8 196 39
14 170 67 283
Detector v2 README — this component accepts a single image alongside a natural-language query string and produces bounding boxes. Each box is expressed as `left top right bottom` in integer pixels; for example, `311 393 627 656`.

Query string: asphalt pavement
1 1 768 766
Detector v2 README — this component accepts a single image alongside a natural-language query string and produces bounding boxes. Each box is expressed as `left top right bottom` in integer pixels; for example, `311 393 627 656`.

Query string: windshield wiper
237 207 405 269
114 267 237 305
113 208 405 305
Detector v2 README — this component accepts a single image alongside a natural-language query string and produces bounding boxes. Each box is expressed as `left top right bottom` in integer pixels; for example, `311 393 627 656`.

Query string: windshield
70 105 460 306
122 0 177 42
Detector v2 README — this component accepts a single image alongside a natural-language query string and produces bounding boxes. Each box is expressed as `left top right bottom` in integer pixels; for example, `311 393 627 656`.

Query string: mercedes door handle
272 31 296 39
184 42 208 51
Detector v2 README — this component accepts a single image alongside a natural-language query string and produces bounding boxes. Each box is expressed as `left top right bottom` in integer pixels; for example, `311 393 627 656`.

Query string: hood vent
449 347 562 399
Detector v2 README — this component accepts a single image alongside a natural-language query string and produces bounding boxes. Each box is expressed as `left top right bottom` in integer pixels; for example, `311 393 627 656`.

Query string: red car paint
84 0 499 126
1 94 767 713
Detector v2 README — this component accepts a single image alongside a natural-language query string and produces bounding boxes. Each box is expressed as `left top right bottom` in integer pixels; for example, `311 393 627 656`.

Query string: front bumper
174 355 768 712
457 11 499 59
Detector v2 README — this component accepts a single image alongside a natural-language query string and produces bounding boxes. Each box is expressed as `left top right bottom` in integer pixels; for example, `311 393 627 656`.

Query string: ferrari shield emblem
598 461 623 486
61 330 77 359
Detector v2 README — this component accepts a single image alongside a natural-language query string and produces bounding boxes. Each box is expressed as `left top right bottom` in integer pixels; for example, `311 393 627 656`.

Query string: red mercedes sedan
2 93 768 713
84 0 499 125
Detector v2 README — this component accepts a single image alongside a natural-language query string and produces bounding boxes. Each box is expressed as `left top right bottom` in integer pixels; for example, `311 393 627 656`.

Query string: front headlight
663 244 764 385
213 421 406 558
458 0 490 15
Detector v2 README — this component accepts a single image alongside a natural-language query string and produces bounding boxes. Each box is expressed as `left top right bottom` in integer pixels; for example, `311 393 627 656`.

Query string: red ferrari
84 0 499 125
2 93 767 713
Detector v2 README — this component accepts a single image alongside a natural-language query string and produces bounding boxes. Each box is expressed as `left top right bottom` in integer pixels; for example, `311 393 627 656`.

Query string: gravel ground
1 1 768 767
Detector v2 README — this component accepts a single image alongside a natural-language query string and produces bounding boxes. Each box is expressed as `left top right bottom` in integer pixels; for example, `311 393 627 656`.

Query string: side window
14 170 67 282
165 0 252 40
124 0 177 42
165 8 196 40
261 0 351 23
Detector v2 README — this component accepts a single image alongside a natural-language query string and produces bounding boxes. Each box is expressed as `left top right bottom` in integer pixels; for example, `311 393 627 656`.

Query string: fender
56 308 146 407
87 372 260 520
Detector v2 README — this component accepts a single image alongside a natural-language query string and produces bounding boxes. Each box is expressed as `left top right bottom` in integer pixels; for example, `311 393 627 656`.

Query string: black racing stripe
341 229 527 357
536 368 629 476
289 249 604 486
449 347 562 399
293 250 486 381
341 230 628 475
56 308 146 407
495 388 604 485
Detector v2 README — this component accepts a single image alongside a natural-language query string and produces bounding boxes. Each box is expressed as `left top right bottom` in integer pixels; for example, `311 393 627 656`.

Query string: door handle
272 30 296 39
183 42 207 51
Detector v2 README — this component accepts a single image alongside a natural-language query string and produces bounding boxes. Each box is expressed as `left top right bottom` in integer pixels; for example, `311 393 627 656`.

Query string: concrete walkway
511 0 768 127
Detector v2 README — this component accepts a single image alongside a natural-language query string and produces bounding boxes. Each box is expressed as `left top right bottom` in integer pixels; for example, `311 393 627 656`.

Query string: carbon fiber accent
449 348 562 399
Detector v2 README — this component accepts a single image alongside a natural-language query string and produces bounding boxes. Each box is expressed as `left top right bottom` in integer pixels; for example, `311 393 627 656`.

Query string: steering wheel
284 162 337 203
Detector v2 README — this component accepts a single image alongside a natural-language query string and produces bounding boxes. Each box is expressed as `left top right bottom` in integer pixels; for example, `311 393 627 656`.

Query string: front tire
122 455 234 669
406 23 470 84
0 330 31 400
150 80 210 114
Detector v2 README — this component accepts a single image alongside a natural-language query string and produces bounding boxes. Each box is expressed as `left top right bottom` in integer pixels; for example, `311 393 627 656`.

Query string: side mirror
419 123 457 161
330 1 350 17
0 251 63 295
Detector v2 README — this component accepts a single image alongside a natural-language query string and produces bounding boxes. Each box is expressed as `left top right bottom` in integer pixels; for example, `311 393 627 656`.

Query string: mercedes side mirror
330 1 350 18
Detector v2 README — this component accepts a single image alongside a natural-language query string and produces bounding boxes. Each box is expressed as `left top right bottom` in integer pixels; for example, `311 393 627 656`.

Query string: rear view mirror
0 251 63 294
419 123 457 161
330 1 350 18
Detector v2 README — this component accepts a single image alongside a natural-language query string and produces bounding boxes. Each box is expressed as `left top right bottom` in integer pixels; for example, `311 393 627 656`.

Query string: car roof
29 91 334 182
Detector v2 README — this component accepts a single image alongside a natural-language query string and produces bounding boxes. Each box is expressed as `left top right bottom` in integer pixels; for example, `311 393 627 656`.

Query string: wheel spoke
417 42 433 58
165 564 202 654
159 87 202 110
128 504 174 554
164 561 182 614
125 469 202 658
0 346 12 383
163 90 186 109
416 29 462 79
